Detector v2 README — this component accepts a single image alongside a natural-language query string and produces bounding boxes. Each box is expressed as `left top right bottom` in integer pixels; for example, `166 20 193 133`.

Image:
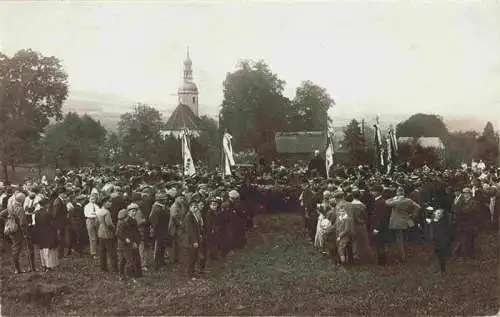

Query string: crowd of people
0 157 498 283
0 165 257 281
304 160 498 273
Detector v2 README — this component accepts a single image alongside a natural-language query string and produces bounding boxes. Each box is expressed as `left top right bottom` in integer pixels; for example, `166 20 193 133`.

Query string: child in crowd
116 206 142 282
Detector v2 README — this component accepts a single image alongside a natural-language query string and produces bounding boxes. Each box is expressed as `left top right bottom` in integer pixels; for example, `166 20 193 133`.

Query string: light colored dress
314 213 332 251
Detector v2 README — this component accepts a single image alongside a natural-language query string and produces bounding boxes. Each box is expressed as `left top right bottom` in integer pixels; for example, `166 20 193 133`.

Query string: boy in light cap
116 207 142 282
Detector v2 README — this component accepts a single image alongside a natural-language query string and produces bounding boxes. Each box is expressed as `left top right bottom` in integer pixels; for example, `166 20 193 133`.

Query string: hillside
63 91 177 132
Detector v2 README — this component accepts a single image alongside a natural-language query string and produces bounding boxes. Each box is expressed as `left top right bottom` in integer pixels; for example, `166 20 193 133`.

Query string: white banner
325 134 334 178
222 132 235 176
224 153 232 176
182 131 196 177
386 136 392 174
223 132 235 166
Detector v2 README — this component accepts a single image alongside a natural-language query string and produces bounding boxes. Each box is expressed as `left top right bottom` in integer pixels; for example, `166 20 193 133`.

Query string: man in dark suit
149 193 171 270
52 187 69 258
182 201 202 279
370 185 391 265
67 194 87 257
307 150 326 178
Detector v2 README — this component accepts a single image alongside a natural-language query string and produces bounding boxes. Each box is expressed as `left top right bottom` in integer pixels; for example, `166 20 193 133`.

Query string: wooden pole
181 131 185 182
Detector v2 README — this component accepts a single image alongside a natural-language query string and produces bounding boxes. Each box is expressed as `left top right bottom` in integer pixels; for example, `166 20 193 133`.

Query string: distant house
397 137 445 150
274 129 351 164
274 131 340 164
275 131 327 154
398 136 446 165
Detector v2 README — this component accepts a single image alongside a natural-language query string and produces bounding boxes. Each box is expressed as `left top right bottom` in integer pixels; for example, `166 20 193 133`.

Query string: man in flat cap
386 186 421 263
169 194 187 263
1 192 28 274
149 192 171 270
67 194 87 257
370 184 390 265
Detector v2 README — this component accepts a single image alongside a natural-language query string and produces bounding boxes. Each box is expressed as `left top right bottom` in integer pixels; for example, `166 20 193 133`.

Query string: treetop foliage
0 49 69 180
1 49 498 175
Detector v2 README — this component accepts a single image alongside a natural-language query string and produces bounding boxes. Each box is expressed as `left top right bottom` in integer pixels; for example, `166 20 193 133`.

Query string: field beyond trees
1 213 498 316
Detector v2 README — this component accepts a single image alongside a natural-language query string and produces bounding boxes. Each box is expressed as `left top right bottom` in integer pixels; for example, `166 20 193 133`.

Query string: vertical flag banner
386 135 392 174
223 131 235 176
325 132 334 179
390 128 398 157
374 119 385 168
182 130 196 177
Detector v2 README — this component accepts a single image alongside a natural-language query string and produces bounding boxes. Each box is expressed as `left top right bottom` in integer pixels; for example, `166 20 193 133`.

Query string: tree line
1 49 498 181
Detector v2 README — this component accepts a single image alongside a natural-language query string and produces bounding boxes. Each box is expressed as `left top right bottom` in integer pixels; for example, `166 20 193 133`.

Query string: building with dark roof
275 131 327 154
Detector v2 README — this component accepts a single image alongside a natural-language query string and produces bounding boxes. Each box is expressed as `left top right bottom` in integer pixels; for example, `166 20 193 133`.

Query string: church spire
183 46 192 83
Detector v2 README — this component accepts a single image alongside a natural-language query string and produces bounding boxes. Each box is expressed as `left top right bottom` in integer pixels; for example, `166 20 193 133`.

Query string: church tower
177 47 199 116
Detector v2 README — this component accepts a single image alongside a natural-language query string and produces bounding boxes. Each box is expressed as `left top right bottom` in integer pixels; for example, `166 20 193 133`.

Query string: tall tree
289 80 335 131
342 119 367 166
0 49 68 182
118 103 164 164
482 121 496 139
103 132 122 165
158 134 181 166
446 131 479 166
194 115 220 168
477 121 498 166
220 60 290 158
42 113 107 168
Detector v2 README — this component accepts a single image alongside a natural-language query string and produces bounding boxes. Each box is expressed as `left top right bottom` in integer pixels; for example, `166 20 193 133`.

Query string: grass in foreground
1 212 498 316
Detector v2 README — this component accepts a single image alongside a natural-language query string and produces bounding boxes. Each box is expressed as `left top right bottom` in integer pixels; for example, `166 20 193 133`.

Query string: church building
162 47 202 137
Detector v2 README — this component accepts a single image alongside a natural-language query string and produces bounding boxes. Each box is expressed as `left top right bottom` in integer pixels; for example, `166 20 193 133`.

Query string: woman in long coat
35 197 59 272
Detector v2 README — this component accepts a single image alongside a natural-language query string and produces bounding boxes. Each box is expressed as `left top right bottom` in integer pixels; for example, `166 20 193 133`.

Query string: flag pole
220 119 225 181
221 136 225 181
181 129 185 182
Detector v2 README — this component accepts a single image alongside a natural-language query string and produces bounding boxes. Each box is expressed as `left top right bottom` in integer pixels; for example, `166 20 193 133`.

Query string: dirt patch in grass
1 212 498 316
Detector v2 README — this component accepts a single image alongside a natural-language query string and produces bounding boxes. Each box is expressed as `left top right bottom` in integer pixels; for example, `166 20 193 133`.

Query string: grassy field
1 212 498 316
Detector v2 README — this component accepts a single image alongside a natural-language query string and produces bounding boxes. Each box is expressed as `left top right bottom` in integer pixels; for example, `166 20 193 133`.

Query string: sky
1 0 500 126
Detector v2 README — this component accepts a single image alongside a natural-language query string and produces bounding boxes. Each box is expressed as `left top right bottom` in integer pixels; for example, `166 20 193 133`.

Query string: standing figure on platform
307 150 327 178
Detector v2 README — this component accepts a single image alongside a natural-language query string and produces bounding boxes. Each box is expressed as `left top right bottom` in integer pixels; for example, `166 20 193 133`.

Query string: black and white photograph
0 1 499 316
